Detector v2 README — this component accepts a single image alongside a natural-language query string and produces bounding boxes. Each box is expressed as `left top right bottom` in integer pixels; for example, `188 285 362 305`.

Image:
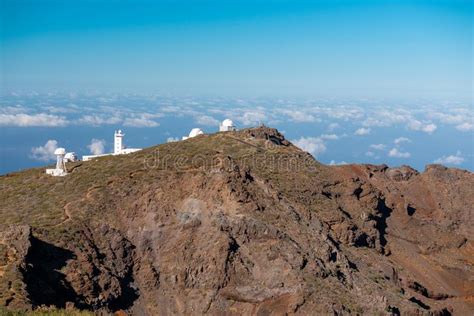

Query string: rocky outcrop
0 224 137 312
0 127 472 315
240 125 290 146
0 225 31 310
385 165 419 181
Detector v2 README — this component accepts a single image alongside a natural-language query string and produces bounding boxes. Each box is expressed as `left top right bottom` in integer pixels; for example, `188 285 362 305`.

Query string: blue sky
1 0 472 98
0 1 472 174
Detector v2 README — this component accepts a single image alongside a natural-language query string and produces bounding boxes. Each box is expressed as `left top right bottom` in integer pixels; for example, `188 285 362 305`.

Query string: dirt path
51 185 102 228
225 135 264 152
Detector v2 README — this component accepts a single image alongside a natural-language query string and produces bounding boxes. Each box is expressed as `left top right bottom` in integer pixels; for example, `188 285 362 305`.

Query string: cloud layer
0 114 68 127
30 140 59 161
1 92 471 171
292 137 327 157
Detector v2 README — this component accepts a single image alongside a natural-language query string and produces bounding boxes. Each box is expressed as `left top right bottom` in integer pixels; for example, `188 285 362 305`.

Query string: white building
219 119 236 132
82 153 111 161
46 148 68 177
83 130 141 161
64 152 78 162
114 129 124 154
182 128 204 140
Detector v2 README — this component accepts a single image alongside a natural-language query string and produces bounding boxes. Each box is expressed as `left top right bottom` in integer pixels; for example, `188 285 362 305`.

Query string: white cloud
239 110 267 126
320 134 339 140
394 137 411 145
166 137 180 143
161 105 186 114
329 160 348 165
354 127 371 136
1 105 26 114
292 137 326 157
0 113 68 127
365 151 375 157
363 109 439 134
370 144 386 150
30 140 58 161
388 148 411 158
44 105 78 114
76 115 122 126
123 117 159 127
76 112 162 127
195 115 219 126
422 123 437 133
362 109 410 127
408 119 437 134
434 151 465 165
429 111 466 125
456 122 474 132
279 109 316 123
327 123 340 131
87 139 106 155
326 107 364 121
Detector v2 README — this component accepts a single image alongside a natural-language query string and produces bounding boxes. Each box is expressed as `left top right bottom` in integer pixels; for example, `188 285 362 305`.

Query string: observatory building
83 130 141 161
180 119 236 141
182 128 204 140
113 130 141 155
45 148 68 177
219 119 236 132
64 152 78 162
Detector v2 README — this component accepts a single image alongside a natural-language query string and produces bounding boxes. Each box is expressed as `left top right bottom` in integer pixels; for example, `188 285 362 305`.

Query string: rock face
0 127 472 315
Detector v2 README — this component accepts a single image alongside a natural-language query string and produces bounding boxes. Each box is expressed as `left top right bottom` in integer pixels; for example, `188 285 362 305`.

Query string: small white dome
189 128 204 138
64 152 77 161
222 119 234 127
54 148 66 155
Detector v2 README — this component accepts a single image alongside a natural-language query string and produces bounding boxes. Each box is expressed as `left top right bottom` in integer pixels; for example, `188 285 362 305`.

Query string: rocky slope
0 127 472 315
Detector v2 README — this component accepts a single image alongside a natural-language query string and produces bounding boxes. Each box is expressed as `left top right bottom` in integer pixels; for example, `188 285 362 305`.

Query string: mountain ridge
0 127 472 315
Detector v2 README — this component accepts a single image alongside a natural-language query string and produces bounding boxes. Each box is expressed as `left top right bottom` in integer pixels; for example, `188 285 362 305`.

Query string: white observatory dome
64 152 77 162
54 148 66 155
219 118 236 132
189 128 204 138
222 119 234 127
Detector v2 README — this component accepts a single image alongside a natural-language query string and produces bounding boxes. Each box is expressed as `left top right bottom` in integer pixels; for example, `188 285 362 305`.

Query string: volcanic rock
0 127 472 315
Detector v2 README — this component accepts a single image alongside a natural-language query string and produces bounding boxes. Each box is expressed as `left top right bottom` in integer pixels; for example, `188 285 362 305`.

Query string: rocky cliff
0 127 472 315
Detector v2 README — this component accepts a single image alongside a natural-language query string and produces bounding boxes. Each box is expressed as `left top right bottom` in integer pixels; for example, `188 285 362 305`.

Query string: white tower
55 148 66 171
46 148 67 176
114 130 124 154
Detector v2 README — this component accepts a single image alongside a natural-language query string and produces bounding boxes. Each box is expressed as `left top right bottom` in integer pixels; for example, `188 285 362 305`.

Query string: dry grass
0 130 308 311
0 128 320 239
